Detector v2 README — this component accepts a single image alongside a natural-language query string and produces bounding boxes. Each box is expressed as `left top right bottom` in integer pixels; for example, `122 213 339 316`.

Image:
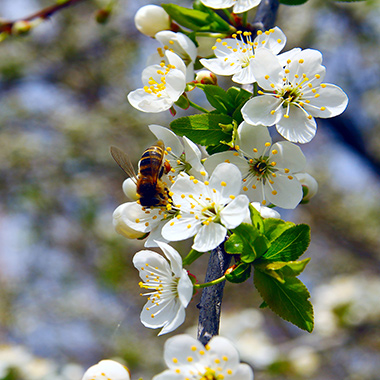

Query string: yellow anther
265 142 271 147
321 83 326 88
265 75 270 80
229 195 235 199
243 186 248 191
284 114 289 119
299 59 304 63
204 181 209 185
288 175 293 180
272 149 278 154
145 222 149 227
221 181 227 187
272 190 277 195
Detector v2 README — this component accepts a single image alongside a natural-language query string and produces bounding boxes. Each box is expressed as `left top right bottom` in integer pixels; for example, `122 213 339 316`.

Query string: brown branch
0 0 87 34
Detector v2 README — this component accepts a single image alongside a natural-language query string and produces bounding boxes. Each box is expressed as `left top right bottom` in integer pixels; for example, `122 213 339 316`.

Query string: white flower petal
270 141 306 172
149 124 183 156
162 216 201 242
231 65 255 85
229 363 254 380
192 223 227 252
251 202 281 219
208 163 242 203
242 96 283 127
153 370 183 380
233 0 261 13
265 173 303 209
277 47 302 66
157 241 184 277
200 0 236 10
200 57 239 76
220 195 249 228
82 360 130 380
288 49 325 83
140 297 179 329
276 106 317 143
158 305 186 336
255 27 286 55
236 122 272 157
251 48 283 90
207 336 240 368
177 271 194 307
304 83 348 118
133 250 171 276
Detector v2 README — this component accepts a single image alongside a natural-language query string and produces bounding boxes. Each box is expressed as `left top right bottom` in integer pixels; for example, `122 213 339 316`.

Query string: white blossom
161 163 249 252
295 172 318 201
133 242 193 335
82 360 130 380
241 48 349 143
200 0 262 14
134 5 170 37
153 334 254 380
204 122 306 209
148 31 197 82
127 51 186 113
149 124 208 182
200 28 287 84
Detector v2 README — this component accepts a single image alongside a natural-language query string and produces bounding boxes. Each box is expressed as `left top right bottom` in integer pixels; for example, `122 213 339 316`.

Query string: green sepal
182 249 204 266
254 267 314 332
170 113 233 146
279 0 308 5
225 262 251 283
174 94 190 109
263 218 295 242
161 3 233 33
262 223 310 261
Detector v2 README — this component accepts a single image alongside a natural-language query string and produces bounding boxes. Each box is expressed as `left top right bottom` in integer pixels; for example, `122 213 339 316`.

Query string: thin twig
0 0 87 34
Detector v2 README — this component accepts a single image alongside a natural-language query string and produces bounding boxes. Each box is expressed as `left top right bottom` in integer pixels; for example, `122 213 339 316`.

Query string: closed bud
195 70 218 85
295 173 318 202
122 178 139 200
82 360 130 380
134 5 170 37
12 20 31 35
113 204 145 239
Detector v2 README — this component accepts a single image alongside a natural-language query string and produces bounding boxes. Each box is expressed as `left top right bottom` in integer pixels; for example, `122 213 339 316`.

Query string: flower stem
194 275 226 289
188 100 209 113
222 9 236 25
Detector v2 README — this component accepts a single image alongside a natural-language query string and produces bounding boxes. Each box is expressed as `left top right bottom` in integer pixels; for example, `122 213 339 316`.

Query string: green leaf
182 249 204 266
259 300 268 308
254 268 314 332
170 114 233 146
249 203 264 233
256 258 311 283
262 224 310 261
333 0 366 2
227 87 252 124
225 262 251 283
279 0 308 5
206 143 230 155
196 84 234 114
263 218 295 242
226 223 269 263
161 4 232 32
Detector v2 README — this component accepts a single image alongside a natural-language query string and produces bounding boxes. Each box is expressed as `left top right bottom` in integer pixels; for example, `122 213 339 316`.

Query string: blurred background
0 0 379 379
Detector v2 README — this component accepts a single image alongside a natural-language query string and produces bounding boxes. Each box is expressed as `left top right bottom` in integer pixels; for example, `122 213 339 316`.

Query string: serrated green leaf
170 114 233 146
279 0 308 5
263 218 295 242
224 233 244 255
225 262 251 283
262 224 310 262
254 268 314 332
161 4 232 32
182 249 204 266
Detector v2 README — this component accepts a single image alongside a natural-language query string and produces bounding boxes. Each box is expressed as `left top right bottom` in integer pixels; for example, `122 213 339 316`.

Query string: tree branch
196 244 231 346
0 0 87 34
196 0 280 346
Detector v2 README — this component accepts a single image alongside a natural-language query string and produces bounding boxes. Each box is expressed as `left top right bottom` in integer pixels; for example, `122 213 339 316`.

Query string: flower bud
295 173 318 202
12 21 31 35
82 360 130 380
134 5 170 37
122 178 139 200
195 70 218 85
113 204 145 239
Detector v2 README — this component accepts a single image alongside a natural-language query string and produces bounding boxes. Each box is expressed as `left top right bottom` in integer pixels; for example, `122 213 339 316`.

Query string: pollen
265 142 271 147
299 59 304 64
212 46 217 50
320 106 326 111
265 75 270 80
262 199 267 205
145 222 149 227
170 221 175 226
204 181 209 185
175 369 181 374
321 83 326 88
199 350 205 355
187 224 192 229
284 168 290 173
284 115 289 119
243 186 248 191
272 190 277 195
181 194 185 198
222 356 228 361
215 359 221 364
135 218 140 223
229 195 235 199
252 184 256 189
200 171 206 176
288 175 293 180
272 149 278 155
253 148 258 152
172 358 178 364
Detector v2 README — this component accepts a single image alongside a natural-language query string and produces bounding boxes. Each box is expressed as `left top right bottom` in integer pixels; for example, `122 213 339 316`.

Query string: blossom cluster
82 2 349 379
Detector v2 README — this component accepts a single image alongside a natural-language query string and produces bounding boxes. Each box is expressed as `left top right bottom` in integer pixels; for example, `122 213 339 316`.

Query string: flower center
200 368 218 380
249 156 275 180
143 62 176 98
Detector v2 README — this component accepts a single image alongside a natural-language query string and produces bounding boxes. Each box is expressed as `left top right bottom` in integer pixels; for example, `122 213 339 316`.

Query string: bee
110 140 171 207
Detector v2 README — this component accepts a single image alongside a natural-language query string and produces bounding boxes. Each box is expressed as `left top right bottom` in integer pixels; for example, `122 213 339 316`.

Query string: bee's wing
110 146 137 182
